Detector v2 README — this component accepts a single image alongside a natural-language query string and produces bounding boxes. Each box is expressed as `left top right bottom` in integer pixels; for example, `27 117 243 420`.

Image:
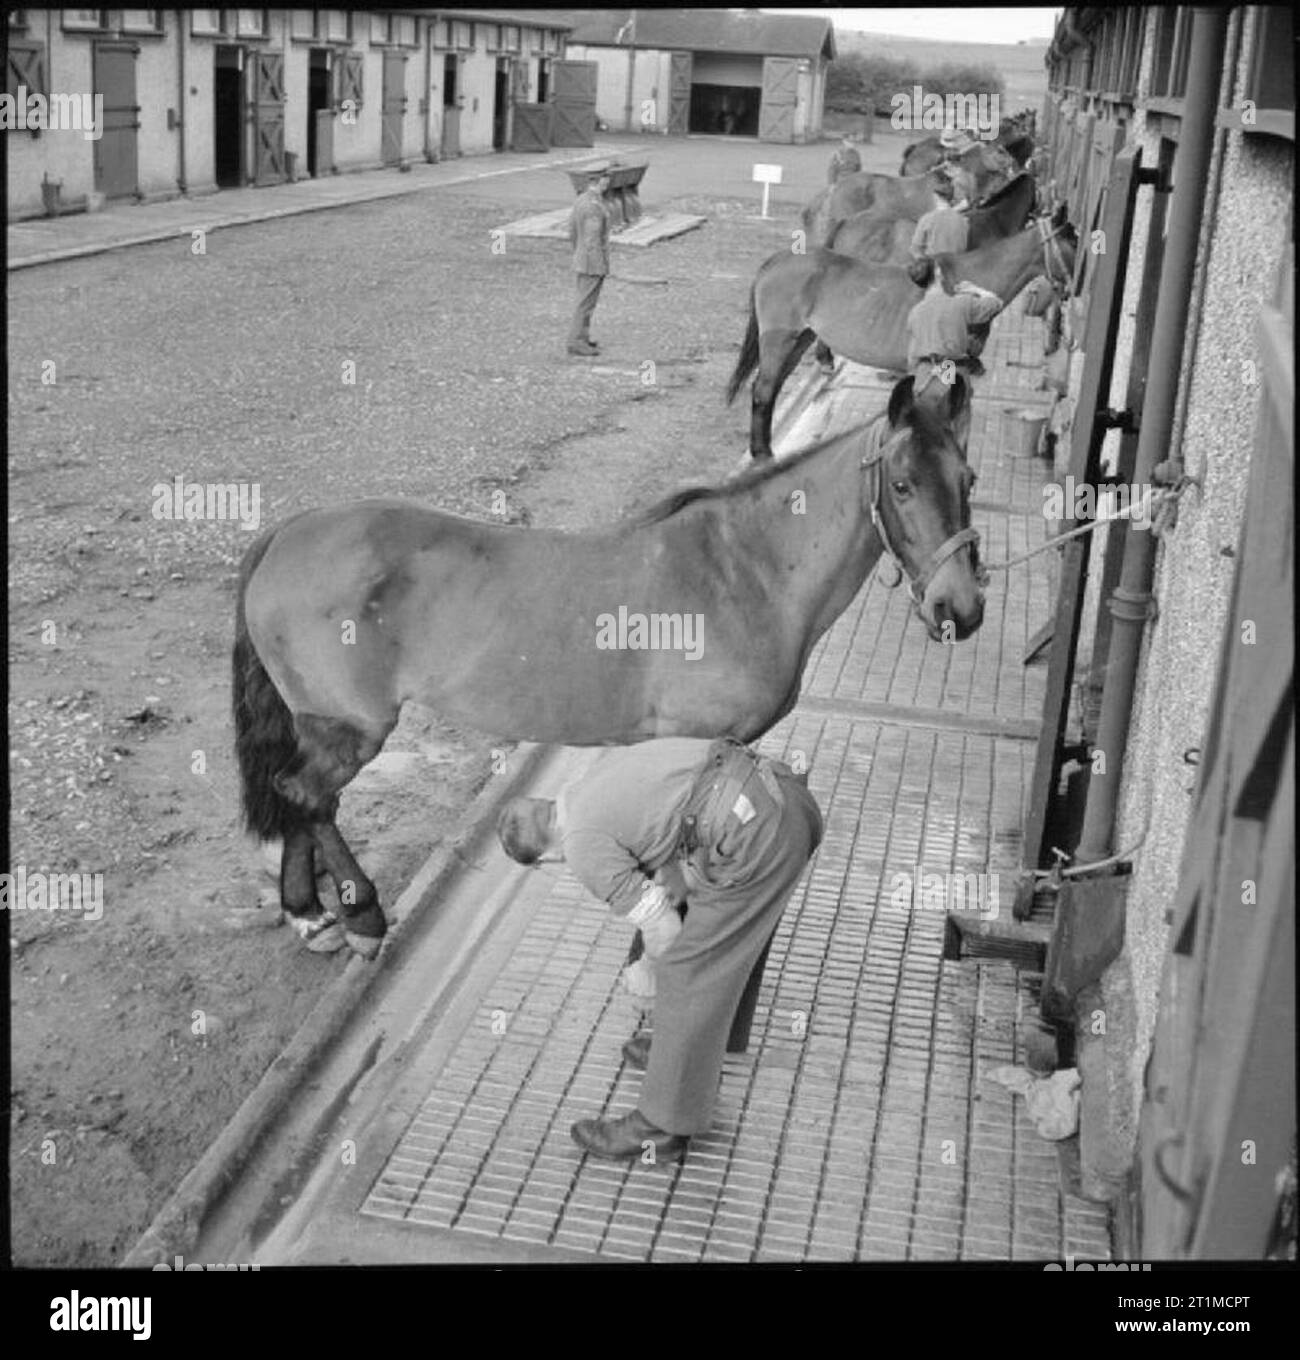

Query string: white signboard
752 163 783 217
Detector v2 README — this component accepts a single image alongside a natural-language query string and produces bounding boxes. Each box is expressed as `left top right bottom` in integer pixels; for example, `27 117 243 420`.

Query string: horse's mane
969 170 1033 213
626 422 881 527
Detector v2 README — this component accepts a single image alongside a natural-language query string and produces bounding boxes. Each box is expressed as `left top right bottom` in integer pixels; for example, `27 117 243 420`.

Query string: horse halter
1035 216 1074 297
860 420 987 607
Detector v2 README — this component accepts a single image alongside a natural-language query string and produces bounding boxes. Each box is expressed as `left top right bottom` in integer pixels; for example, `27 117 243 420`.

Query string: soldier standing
567 167 612 357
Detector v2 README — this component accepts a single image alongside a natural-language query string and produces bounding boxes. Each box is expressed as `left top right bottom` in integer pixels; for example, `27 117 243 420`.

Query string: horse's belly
812 283 910 371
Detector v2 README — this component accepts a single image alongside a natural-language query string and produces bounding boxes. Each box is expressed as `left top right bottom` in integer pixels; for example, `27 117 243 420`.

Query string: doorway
536 58 549 104
441 53 460 158
93 43 139 199
492 58 511 151
307 48 330 177
214 45 244 188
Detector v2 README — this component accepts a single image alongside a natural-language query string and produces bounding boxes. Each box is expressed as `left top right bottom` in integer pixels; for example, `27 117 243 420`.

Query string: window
322 10 349 43
453 19 473 51
289 10 314 41
9 9 28 28
369 13 389 45
1242 5 1294 138
393 15 415 47
432 17 450 49
61 9 106 30
122 10 163 34
190 9 225 36
502 25 520 53
236 9 265 38
1150 7 1192 100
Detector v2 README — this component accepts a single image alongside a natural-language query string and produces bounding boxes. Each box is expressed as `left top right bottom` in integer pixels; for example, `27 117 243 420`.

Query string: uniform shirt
556 737 715 915
569 186 611 276
906 289 1003 367
911 206 970 259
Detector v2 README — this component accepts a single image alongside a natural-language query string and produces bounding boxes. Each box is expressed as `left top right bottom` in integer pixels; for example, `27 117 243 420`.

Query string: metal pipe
1075 5 1229 864
176 10 187 192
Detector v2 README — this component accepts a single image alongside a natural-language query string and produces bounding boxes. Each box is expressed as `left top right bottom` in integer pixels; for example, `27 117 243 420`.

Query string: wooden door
668 51 691 134
511 103 551 152
759 56 798 143
1017 145 1146 896
1138 246 1295 1258
381 51 407 166
550 59 596 147
252 50 286 186
93 43 139 200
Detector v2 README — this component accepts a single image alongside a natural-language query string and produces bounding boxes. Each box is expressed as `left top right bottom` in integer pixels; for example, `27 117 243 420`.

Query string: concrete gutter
120 740 552 1269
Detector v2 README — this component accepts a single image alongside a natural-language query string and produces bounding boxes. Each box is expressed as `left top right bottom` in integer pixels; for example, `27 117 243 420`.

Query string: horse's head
865 377 986 642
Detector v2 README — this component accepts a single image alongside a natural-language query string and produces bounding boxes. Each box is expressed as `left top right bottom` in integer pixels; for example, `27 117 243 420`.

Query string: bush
825 55 1006 117
825 53 922 116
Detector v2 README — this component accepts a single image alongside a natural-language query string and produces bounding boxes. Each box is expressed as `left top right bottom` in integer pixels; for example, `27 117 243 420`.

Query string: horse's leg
273 711 393 959
749 330 791 460
280 820 347 953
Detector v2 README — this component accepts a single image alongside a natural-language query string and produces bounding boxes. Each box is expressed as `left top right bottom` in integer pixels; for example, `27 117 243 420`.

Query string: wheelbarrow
565 157 649 230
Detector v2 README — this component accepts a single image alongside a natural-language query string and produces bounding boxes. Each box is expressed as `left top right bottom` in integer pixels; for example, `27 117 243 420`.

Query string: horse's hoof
345 931 384 961
287 909 348 953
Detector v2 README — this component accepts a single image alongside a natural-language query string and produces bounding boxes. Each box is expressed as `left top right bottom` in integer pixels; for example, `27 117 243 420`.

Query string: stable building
5 8 572 221
560 8 834 142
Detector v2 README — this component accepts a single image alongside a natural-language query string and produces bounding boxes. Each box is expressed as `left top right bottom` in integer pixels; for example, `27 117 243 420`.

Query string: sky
764 8 1060 45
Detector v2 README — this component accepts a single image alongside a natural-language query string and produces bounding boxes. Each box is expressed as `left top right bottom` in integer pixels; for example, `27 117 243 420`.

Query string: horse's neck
953 229 1044 299
737 435 883 625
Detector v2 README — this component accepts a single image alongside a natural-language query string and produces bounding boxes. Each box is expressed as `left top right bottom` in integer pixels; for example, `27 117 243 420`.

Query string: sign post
752 162 782 219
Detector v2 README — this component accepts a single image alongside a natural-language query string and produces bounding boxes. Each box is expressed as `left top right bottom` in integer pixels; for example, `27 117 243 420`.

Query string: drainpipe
1074 5 1228 864
175 10 187 193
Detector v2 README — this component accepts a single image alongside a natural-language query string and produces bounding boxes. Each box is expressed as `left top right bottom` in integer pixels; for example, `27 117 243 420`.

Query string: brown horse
810 172 1042 376
233 384 986 957
802 140 1015 247
827 171 1040 264
728 209 1076 459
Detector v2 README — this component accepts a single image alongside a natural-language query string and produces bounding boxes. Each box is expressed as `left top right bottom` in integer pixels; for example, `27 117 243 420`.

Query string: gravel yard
6 158 823 1264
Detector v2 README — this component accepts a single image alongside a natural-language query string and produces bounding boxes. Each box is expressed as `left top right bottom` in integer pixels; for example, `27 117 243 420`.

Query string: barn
558 8 835 142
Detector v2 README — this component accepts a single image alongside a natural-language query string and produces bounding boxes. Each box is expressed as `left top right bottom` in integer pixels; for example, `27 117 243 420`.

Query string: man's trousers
568 273 605 345
638 760 824 1136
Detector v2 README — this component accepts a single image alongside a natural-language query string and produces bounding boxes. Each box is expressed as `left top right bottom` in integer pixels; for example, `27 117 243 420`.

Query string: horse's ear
888 376 916 427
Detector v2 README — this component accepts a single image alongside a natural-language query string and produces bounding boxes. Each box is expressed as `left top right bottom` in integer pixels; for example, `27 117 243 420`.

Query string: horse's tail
726 285 761 406
232 527 301 841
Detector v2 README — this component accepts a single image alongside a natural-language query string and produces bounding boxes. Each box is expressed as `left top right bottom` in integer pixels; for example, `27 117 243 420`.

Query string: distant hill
833 28 1049 111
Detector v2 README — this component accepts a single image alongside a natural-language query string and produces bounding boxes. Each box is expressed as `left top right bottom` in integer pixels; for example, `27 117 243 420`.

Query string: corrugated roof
552 8 835 60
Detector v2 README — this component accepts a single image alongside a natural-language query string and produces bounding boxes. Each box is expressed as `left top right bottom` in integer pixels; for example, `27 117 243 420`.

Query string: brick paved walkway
344 305 1113 1264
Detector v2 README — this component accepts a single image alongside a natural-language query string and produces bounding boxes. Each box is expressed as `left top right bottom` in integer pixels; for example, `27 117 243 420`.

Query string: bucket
1014 409 1049 457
